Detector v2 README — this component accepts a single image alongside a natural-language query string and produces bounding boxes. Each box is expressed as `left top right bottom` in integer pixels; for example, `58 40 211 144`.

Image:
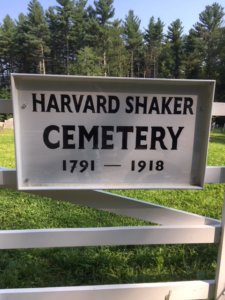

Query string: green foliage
192 3 225 80
0 15 16 86
123 10 143 77
47 0 75 74
0 0 225 99
144 17 164 77
183 30 204 79
69 46 103 75
195 2 224 32
0 88 10 100
0 129 224 287
26 0 50 74
0 129 15 167
166 19 184 78
94 0 115 26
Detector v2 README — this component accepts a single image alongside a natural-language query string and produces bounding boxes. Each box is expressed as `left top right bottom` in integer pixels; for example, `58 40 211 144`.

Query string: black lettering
108 95 120 113
135 126 148 149
184 97 194 115
148 97 160 114
62 125 75 149
161 97 173 114
173 97 182 114
47 94 60 112
97 95 107 113
150 127 167 150
117 126 133 149
72 95 83 112
102 126 114 149
167 126 184 150
43 125 60 149
135 96 147 114
125 96 134 113
83 95 95 113
61 94 72 112
78 126 99 149
32 93 45 112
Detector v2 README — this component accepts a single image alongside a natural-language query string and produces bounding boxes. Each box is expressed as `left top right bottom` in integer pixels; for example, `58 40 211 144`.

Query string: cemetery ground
0 129 224 288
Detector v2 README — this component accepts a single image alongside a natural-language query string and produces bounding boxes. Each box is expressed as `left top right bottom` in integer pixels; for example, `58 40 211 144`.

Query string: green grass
0 129 15 168
0 129 224 288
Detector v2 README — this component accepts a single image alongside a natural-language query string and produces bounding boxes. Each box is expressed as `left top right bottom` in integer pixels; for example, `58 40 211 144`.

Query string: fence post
215 193 225 299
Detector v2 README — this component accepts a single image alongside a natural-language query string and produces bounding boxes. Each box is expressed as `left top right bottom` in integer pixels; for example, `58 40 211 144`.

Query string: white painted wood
2 167 225 187
0 225 220 249
212 102 225 116
215 194 225 300
0 169 220 226
0 168 17 188
0 280 215 300
205 167 225 184
0 98 224 300
38 189 220 226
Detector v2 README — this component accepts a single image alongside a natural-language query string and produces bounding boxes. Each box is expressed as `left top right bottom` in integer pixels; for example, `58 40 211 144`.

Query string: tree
70 46 102 75
13 1 50 74
215 27 225 101
144 17 164 77
91 0 115 76
0 15 16 85
0 0 224 91
183 29 204 79
123 10 143 77
195 2 224 32
47 0 75 74
166 19 184 78
70 0 88 52
94 0 115 25
193 2 225 79
13 13 32 73
26 0 50 74
107 19 128 76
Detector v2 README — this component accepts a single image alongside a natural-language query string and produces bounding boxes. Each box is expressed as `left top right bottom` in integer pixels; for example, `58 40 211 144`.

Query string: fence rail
0 280 215 300
1 98 225 299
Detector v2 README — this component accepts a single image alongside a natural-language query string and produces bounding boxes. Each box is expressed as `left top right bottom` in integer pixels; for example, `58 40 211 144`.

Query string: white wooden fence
0 99 225 299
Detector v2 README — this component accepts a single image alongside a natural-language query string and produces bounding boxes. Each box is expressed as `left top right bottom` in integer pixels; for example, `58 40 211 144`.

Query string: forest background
0 0 225 102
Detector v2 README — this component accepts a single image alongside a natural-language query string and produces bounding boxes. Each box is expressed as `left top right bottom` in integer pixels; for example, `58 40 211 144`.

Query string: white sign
11 74 215 190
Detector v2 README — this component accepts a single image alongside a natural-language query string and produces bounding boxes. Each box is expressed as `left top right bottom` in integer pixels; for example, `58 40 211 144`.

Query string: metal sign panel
11 74 215 190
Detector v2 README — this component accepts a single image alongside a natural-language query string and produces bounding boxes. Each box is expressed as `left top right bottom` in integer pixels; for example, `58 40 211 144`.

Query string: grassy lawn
0 129 224 288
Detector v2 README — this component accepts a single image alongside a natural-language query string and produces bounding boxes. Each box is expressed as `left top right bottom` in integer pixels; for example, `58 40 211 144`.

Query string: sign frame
11 74 215 190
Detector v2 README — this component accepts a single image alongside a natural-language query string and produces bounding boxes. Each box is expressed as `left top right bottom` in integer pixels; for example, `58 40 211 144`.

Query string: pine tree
0 15 16 85
0 0 224 90
92 0 115 76
107 19 128 76
166 19 184 78
193 2 224 79
26 0 50 74
216 27 225 100
13 13 32 73
70 0 88 52
144 17 164 77
183 29 204 79
13 1 50 74
94 0 115 25
70 46 102 75
123 10 143 77
47 0 75 74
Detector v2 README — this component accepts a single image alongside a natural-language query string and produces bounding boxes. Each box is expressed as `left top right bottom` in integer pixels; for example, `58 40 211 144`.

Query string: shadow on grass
0 244 217 288
210 130 225 145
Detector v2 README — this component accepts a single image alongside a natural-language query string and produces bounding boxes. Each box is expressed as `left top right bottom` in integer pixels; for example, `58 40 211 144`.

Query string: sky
0 0 225 34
